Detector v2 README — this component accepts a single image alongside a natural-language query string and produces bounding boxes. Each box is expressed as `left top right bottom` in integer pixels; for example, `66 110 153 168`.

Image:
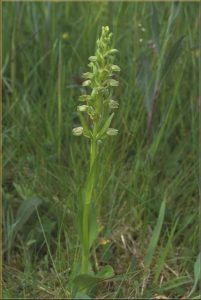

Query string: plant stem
81 125 98 274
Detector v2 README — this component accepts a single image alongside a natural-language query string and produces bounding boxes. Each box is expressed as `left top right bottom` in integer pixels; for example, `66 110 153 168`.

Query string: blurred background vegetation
2 1 200 299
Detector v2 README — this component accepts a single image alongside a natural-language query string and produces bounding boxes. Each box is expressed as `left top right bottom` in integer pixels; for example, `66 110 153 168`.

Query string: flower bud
108 79 119 87
111 65 120 72
79 94 91 102
82 72 93 79
106 49 118 55
107 128 118 136
103 26 109 33
72 126 83 136
77 105 88 112
109 100 119 109
89 56 97 62
82 80 91 87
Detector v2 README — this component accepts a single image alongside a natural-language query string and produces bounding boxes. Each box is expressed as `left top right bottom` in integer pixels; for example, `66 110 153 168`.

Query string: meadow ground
2 1 200 299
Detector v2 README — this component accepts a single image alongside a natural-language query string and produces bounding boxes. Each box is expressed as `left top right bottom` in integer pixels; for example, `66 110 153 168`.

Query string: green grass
2 1 200 299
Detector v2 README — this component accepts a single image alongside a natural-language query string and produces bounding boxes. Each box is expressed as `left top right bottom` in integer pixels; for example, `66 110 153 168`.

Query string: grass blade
144 199 166 269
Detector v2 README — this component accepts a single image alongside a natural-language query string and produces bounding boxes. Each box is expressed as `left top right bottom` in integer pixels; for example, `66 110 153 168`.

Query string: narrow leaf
15 197 42 233
189 253 201 296
96 113 114 139
144 199 166 268
160 36 184 83
151 3 160 53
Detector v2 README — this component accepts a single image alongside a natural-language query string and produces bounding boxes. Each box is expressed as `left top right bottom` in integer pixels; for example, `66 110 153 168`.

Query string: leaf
151 3 160 53
96 113 114 139
144 199 166 269
154 218 179 283
160 35 185 84
73 274 101 291
189 253 201 296
74 292 91 299
15 197 42 233
73 265 114 291
193 253 201 288
96 265 114 279
136 54 154 112
5 197 42 253
168 2 181 29
89 204 99 249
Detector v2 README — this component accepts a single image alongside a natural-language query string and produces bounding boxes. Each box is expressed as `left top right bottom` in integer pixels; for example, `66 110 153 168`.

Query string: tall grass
2 1 199 299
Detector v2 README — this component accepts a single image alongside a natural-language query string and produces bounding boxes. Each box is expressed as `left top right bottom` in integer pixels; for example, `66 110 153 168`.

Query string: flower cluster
72 26 120 140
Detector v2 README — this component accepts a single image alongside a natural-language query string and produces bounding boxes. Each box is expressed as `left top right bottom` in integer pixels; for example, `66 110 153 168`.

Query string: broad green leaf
73 274 101 291
96 265 114 279
74 292 91 299
96 112 114 139
73 265 115 291
144 199 166 268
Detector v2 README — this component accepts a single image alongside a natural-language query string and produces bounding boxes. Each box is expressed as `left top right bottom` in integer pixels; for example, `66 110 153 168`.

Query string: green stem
81 126 98 274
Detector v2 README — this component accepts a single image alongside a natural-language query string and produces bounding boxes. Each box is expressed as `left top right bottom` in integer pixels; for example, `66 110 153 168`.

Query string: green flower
77 105 88 112
107 128 118 136
73 26 120 139
89 56 97 62
109 100 119 109
111 65 121 72
82 80 91 87
72 127 83 136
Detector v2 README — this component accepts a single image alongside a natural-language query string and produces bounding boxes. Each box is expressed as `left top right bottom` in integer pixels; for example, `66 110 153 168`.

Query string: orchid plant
72 25 120 295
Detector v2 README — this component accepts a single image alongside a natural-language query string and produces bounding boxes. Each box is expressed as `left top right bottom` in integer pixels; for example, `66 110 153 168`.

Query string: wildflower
72 127 83 136
62 32 69 40
106 49 119 56
109 100 119 109
107 79 119 86
79 95 91 102
111 65 121 72
77 105 88 112
89 56 97 62
82 72 93 79
107 128 118 136
82 80 91 87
